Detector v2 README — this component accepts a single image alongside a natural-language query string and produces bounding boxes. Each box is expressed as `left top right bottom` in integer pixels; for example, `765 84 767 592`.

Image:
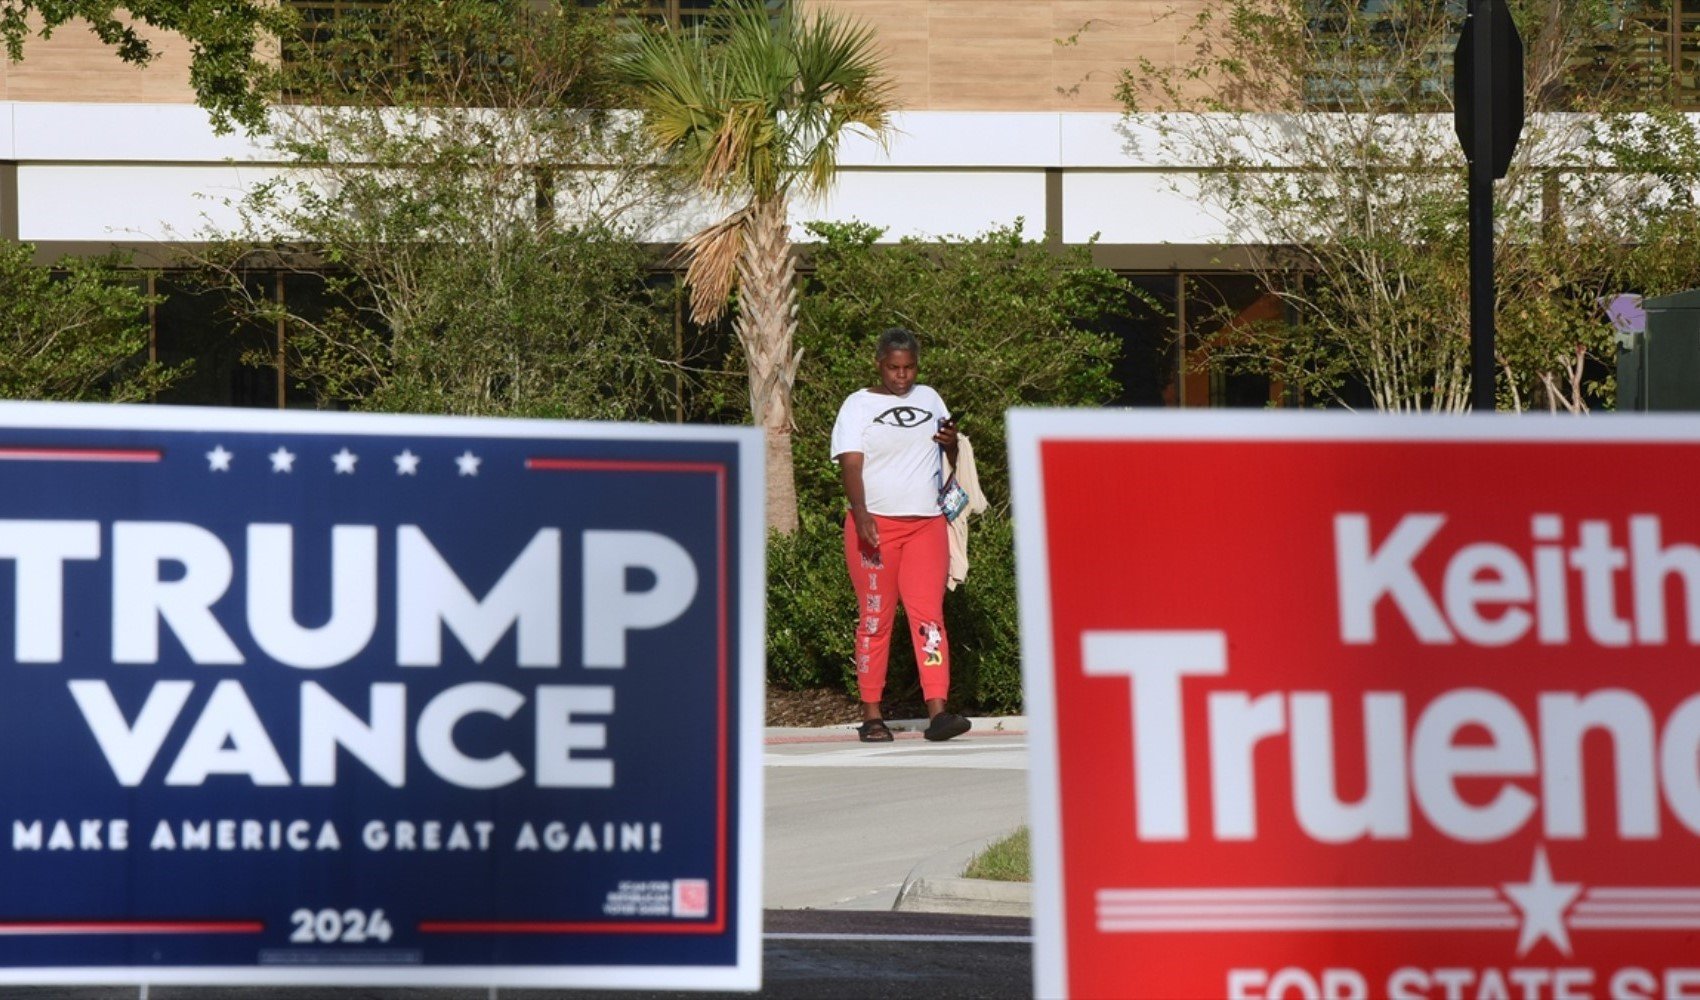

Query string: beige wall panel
928 1 1055 109
1052 1 1186 109
815 0 934 110
808 0 1204 111
0 19 195 106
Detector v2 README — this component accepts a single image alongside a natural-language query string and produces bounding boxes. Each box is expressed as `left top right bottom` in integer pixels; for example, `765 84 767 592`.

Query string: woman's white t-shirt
830 385 951 517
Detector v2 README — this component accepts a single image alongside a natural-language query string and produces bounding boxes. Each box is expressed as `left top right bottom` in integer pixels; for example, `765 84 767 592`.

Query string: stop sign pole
1455 0 1524 412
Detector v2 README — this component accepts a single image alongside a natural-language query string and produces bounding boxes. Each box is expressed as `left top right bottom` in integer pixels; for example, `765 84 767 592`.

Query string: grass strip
962 826 1030 882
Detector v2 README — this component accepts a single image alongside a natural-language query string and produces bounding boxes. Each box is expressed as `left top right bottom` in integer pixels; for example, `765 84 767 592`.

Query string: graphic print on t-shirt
872 404 935 428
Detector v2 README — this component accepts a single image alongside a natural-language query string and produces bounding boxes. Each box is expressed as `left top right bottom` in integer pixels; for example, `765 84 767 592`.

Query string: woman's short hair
876 327 920 359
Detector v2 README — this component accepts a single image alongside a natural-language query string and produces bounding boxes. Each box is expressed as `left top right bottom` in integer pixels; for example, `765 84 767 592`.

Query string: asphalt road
8 911 1033 1000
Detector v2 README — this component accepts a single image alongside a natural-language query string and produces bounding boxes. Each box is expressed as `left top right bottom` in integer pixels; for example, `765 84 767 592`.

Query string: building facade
6 1 1674 409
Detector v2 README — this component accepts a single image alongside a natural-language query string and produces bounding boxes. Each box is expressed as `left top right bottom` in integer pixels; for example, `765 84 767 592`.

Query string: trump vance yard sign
0 401 763 990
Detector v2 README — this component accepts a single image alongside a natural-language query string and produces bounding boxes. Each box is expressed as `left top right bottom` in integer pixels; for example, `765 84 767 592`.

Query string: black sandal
857 719 895 743
924 712 971 742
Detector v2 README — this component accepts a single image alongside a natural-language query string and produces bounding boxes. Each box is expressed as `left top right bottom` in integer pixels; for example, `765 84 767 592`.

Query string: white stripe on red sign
1571 888 1700 928
1098 887 1499 902
1095 887 1517 932
1098 884 1700 933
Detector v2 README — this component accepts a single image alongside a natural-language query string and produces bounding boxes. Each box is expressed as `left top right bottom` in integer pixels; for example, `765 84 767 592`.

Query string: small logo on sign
673 879 709 918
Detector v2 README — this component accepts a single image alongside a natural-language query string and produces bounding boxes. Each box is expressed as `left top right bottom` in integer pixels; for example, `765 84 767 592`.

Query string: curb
764 716 1029 744
892 828 1032 918
886 715 1028 737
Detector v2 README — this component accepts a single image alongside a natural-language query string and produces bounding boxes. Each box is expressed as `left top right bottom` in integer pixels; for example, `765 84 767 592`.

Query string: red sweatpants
843 513 951 704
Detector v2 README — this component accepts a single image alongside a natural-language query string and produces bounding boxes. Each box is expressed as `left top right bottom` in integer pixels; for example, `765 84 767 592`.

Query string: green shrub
943 515 1023 714
765 508 855 692
0 244 181 401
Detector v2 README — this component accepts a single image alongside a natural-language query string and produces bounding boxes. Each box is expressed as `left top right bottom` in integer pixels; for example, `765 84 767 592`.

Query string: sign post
1012 409 1700 999
1455 0 1524 412
0 401 763 989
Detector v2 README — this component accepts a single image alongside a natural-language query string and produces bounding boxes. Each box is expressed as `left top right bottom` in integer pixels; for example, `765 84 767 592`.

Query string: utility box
1626 289 1700 411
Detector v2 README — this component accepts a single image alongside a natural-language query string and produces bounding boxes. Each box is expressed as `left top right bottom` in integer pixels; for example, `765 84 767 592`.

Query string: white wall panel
17 164 283 241
10 103 271 162
1062 172 1233 246
1059 113 1145 167
837 111 1062 167
797 169 1047 240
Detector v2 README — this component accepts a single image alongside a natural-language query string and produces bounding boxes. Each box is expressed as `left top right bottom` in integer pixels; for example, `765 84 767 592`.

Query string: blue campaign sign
0 402 764 989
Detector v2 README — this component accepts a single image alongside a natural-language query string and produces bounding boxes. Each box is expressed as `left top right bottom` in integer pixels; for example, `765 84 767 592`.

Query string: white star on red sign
1503 846 1582 957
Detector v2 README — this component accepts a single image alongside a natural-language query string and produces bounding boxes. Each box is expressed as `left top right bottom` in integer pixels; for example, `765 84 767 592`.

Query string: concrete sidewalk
763 717 1032 917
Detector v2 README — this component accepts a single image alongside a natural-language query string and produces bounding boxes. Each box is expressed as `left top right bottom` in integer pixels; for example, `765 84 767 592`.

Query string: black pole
1468 160 1495 411
1468 0 1496 412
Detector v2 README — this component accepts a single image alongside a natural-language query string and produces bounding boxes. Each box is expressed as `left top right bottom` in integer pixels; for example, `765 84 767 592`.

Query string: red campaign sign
1010 413 1700 1000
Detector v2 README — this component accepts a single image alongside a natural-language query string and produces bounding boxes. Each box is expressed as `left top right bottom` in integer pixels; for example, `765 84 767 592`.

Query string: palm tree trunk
736 194 801 534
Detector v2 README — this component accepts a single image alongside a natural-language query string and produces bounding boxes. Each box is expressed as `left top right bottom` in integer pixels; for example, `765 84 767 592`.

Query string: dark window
1187 274 1282 408
1105 275 1178 407
278 273 334 410
1567 3 1698 108
574 0 783 29
280 1 402 99
279 1 545 102
153 274 280 408
1304 1 1465 111
1105 272 1296 408
1304 1 1700 112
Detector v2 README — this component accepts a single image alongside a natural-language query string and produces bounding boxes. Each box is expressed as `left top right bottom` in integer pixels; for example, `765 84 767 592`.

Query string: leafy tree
0 243 181 401
0 0 293 133
766 220 1131 713
1119 0 1700 412
614 0 897 532
196 0 680 420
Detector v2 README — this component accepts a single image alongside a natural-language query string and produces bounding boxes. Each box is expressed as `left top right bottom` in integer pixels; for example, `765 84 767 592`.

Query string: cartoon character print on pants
919 621 943 666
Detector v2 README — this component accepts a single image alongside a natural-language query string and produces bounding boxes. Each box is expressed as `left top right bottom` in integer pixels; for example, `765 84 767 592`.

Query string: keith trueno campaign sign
0 402 762 990
1010 411 1700 1000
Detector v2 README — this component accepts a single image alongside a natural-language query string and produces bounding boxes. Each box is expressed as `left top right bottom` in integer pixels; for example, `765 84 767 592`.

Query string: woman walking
830 327 971 743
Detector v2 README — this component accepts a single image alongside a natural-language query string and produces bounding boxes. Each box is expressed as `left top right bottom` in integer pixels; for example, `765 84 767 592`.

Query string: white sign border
0 399 766 992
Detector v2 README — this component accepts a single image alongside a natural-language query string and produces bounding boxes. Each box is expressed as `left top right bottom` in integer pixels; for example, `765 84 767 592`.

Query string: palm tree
615 0 895 533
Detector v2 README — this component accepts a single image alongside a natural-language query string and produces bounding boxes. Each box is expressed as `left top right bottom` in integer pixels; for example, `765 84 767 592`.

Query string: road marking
765 742 1028 770
764 932 1033 944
